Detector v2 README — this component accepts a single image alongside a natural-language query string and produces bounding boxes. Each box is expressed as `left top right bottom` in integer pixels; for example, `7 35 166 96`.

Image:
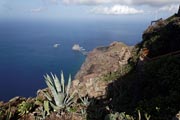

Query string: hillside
0 14 180 120
71 42 132 98
106 14 180 120
136 14 180 58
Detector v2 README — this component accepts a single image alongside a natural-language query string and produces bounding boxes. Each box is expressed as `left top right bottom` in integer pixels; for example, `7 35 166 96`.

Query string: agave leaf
65 91 76 105
66 100 73 107
66 75 71 97
50 73 58 92
44 74 63 107
44 71 75 111
54 75 62 93
64 75 72 102
42 91 52 101
44 100 50 116
55 92 65 107
44 75 52 88
44 75 56 92
78 94 84 104
61 71 65 93
50 102 61 111
44 75 60 104
50 72 55 80
44 74 53 86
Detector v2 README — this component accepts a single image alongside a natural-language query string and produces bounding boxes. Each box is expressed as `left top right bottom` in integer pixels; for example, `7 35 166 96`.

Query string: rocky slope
106 14 180 120
137 14 180 58
71 42 132 98
1 12 180 120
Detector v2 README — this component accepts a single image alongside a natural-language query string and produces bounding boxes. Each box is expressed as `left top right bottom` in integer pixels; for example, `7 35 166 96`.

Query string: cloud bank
91 5 144 15
62 0 180 6
159 4 179 13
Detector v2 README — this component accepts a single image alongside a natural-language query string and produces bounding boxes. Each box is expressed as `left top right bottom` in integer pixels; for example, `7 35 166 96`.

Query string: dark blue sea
0 19 148 101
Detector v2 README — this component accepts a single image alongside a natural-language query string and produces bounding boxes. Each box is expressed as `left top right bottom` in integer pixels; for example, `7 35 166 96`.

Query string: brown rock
72 42 132 98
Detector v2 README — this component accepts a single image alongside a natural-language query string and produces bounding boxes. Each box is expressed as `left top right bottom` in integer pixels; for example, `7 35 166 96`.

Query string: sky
0 0 179 21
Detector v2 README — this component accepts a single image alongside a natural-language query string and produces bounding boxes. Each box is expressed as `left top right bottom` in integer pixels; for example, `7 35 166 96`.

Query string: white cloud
62 0 132 5
62 0 180 6
91 5 144 15
30 7 45 13
159 4 179 13
131 0 179 6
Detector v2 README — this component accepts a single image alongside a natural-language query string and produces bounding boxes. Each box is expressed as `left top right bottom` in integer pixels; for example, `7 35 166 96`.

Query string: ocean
0 19 148 101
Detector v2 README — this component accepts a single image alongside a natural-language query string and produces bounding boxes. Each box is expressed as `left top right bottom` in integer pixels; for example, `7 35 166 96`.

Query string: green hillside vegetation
0 14 180 120
138 15 180 58
107 55 180 120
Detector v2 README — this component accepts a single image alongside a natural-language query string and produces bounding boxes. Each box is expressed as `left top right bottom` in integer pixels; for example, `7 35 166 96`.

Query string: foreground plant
79 95 91 107
43 71 76 111
105 112 134 120
34 101 50 120
18 101 34 115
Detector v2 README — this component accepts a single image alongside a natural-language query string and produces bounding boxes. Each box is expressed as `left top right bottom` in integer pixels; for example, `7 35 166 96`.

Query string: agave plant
79 95 90 107
43 71 76 111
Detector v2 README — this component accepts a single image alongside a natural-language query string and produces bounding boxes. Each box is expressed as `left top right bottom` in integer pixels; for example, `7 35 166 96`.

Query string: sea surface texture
0 20 147 101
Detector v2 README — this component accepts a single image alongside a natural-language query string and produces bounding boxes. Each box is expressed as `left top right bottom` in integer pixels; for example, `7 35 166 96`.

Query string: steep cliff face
75 42 131 80
138 15 180 58
107 15 180 120
72 42 132 98
1 13 180 120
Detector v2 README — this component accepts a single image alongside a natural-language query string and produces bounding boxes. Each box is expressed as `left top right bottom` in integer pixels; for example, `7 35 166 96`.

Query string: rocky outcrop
71 42 132 98
1 12 180 120
138 15 180 58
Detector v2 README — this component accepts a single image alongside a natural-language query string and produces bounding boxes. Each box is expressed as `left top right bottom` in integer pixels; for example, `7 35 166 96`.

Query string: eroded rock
72 42 132 98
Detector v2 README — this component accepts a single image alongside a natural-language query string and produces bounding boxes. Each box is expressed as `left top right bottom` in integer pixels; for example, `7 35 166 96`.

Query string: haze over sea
0 19 148 101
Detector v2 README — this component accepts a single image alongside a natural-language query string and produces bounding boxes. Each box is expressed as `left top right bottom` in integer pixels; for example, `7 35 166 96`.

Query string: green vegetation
34 101 50 120
105 112 134 120
141 15 180 58
43 72 76 111
103 15 180 119
102 64 133 82
18 101 34 115
135 56 180 119
165 14 176 22
104 110 151 120
107 55 180 120
1 13 180 120
79 95 91 107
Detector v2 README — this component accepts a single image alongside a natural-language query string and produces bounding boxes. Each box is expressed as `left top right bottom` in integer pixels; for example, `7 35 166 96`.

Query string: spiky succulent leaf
44 75 54 91
61 71 65 93
65 91 76 106
54 75 62 93
42 91 52 101
55 92 65 107
44 71 75 111
50 102 61 111
64 75 72 102
44 75 59 101
44 100 50 116
66 75 71 96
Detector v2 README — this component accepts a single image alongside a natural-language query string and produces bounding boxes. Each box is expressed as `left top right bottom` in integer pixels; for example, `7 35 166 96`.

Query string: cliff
137 14 180 58
1 13 180 120
106 15 180 120
71 42 132 98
